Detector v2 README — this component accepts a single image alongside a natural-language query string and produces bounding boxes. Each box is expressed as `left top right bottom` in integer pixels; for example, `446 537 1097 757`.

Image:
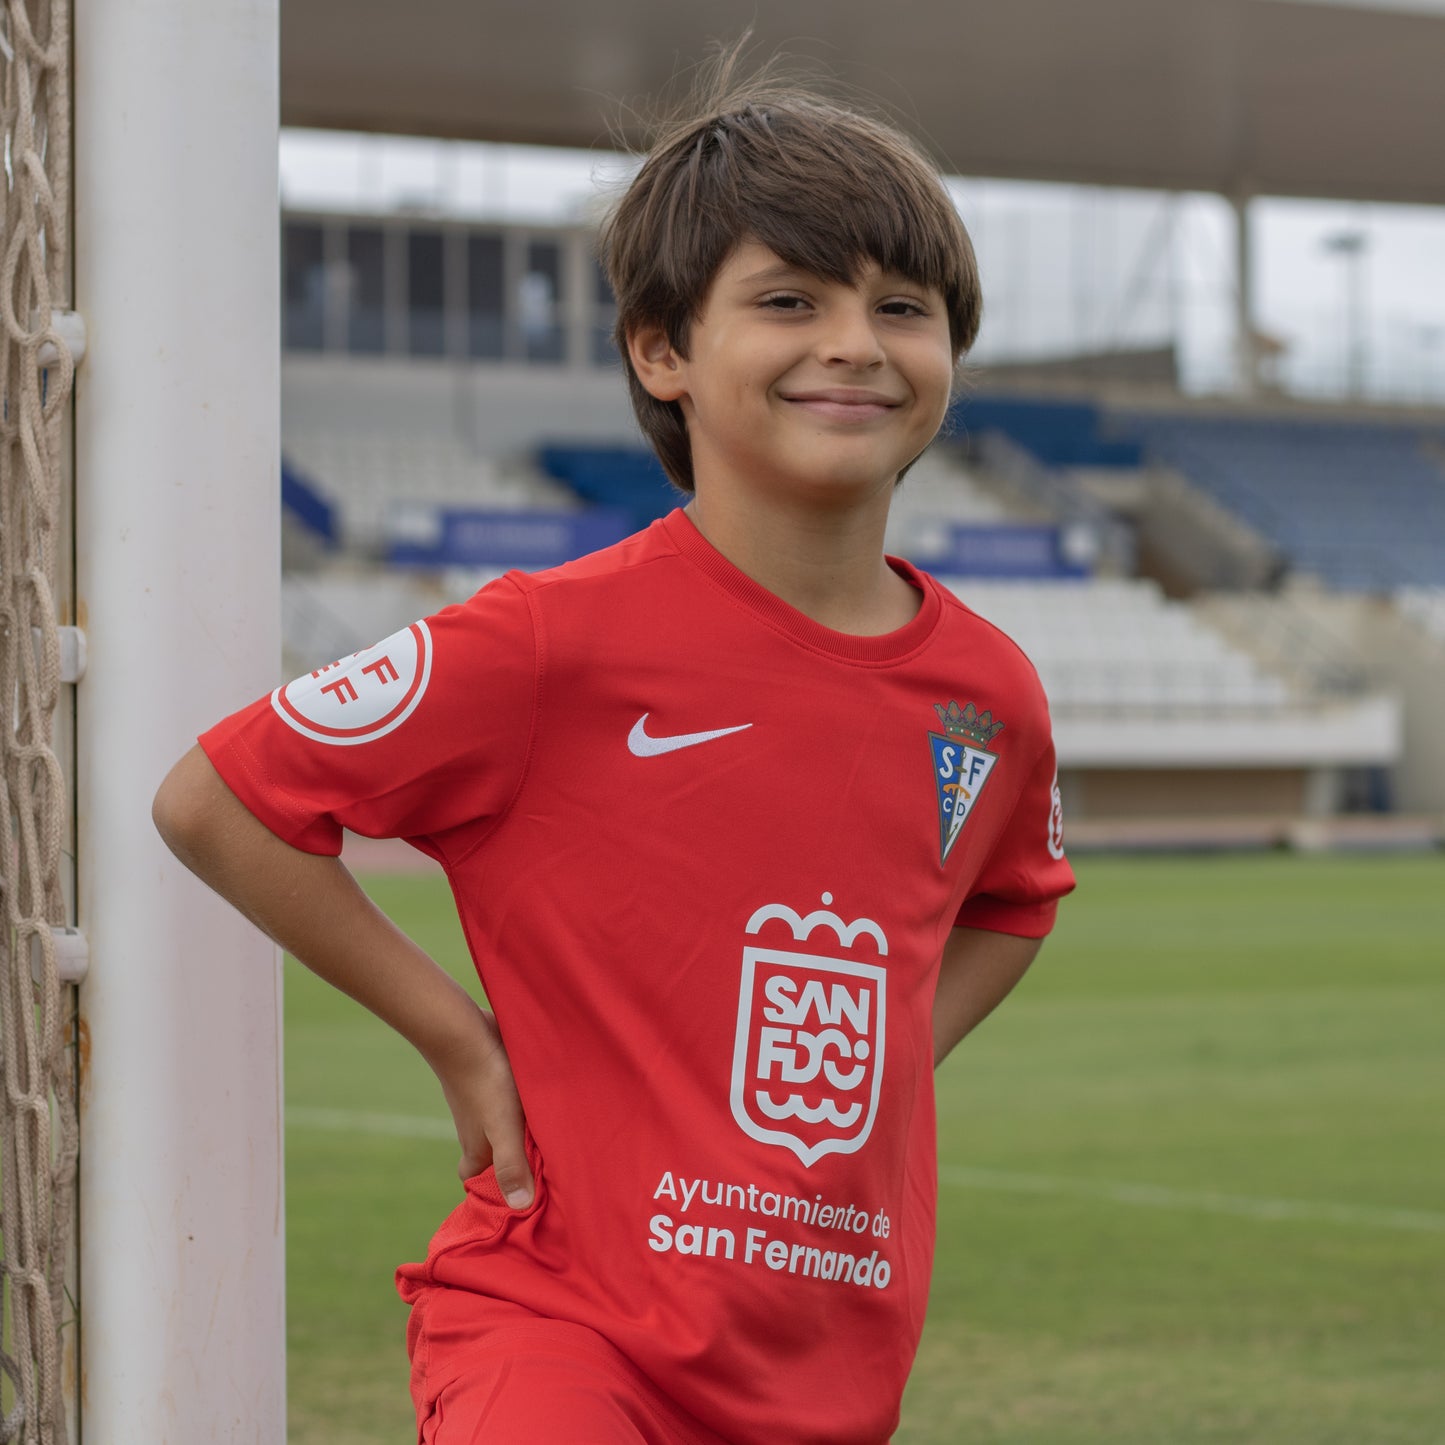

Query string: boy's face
635 240 955 505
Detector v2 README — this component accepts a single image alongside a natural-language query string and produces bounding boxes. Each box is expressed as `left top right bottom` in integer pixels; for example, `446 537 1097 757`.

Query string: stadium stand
891 450 1015 526
1120 413 1445 592
1192 586 1369 698
885 449 1096 577
951 394 1142 468
280 459 337 545
948 576 1290 714
282 426 579 552
1396 586 1445 648
536 443 677 530
953 393 1445 598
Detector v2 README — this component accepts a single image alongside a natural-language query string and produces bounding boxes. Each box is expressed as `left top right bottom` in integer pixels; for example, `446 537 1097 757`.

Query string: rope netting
0 0 76 1439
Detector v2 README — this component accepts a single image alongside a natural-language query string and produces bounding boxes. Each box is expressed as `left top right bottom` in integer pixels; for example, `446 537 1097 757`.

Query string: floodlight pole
73 1 285 1440
1323 229 1369 400
1231 192 1259 397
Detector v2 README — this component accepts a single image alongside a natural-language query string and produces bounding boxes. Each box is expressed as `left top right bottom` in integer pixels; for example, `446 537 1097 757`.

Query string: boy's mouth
780 389 902 421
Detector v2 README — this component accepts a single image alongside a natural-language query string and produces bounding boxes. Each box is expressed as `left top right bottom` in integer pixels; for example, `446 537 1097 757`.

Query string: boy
155 72 1074 1445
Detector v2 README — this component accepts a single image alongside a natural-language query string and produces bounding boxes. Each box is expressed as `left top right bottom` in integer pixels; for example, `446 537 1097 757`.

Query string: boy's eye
760 293 811 311
879 299 927 317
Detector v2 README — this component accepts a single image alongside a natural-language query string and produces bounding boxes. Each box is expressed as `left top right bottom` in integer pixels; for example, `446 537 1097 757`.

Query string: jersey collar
660 508 943 665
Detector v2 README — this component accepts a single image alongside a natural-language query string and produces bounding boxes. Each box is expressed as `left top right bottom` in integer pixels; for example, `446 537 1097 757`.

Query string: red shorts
407 1286 732 1445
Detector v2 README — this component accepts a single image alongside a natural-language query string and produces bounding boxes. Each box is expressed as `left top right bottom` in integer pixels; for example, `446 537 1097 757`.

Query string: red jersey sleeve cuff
953 893 1059 939
198 728 344 857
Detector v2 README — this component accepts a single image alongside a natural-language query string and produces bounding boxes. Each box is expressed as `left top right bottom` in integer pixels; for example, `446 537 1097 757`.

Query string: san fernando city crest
929 700 1004 863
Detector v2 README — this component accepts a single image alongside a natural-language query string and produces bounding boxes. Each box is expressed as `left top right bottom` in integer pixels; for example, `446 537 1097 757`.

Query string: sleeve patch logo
930 699 1003 863
730 895 888 1168
1047 773 1067 860
271 621 432 746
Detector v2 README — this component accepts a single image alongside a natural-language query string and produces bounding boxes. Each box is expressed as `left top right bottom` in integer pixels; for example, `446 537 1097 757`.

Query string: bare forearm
153 747 483 1071
932 926 1042 1066
154 745 532 1202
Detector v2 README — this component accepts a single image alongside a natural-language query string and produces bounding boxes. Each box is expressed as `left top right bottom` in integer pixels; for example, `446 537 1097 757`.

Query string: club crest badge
929 700 1003 862
271 621 432 746
730 895 887 1168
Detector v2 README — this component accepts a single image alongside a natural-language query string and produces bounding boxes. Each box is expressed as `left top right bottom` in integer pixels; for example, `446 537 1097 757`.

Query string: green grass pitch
284 853 1445 1444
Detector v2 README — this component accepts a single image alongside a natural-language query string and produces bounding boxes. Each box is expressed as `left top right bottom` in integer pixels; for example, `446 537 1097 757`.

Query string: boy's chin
769 442 917 490
779 466 904 505
697 443 912 504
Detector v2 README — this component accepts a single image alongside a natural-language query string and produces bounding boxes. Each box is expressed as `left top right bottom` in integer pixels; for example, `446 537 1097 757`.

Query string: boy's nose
818 306 886 369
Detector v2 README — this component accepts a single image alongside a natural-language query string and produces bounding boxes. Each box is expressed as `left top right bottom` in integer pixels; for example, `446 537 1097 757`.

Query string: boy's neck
684 487 921 638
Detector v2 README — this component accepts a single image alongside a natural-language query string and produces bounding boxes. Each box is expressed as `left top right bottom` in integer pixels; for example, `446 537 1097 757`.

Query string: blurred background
13 5 1439 1443
276 0 1445 849
263 3 1444 1441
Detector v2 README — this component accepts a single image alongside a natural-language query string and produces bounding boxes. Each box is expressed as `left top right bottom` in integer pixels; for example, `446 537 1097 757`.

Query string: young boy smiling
155 70 1074 1445
631 238 952 636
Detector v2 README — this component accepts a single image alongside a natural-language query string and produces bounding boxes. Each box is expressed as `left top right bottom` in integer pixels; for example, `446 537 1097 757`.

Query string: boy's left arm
932 926 1043 1066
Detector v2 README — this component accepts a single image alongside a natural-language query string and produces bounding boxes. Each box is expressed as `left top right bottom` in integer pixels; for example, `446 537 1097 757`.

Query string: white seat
282 425 580 549
939 577 1298 717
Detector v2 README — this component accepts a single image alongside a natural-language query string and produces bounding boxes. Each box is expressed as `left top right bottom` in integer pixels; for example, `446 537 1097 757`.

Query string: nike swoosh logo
627 713 753 757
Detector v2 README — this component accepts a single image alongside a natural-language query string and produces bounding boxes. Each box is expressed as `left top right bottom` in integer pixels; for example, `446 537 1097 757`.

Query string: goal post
73 0 285 1437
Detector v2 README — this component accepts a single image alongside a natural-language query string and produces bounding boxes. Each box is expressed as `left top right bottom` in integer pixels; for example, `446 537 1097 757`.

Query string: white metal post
73 2 285 1440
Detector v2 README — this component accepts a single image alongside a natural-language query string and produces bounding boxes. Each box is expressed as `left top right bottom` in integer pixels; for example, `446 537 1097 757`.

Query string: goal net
0 0 79 1440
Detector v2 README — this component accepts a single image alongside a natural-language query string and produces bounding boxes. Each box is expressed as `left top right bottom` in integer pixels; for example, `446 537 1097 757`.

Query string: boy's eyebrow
735 262 810 287
734 260 929 291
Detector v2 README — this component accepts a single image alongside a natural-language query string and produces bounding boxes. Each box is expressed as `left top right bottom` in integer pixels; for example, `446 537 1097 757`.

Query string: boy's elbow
152 746 221 863
151 775 187 856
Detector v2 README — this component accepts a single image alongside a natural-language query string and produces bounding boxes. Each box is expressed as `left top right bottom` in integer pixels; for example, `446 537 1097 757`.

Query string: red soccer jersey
201 509 1075 1444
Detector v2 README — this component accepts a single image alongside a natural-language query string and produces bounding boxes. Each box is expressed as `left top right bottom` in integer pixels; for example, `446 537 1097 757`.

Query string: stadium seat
282 426 579 551
1121 414 1445 591
945 577 1296 715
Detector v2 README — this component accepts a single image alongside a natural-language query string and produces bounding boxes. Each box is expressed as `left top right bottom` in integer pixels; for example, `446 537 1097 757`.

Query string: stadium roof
280 0 1445 207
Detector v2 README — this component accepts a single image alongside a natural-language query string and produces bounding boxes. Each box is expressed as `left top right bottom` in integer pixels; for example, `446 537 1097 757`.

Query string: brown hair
599 56 982 493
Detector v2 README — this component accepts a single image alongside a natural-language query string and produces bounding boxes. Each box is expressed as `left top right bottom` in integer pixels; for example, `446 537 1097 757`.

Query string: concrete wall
1062 767 1308 820
1287 587 1445 813
1377 615 1445 812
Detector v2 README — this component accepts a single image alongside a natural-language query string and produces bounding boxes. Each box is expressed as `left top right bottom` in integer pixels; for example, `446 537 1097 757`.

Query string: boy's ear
626 323 689 403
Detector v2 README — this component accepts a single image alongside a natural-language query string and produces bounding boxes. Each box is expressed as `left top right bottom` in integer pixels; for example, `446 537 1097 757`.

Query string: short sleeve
954 735 1076 938
199 575 536 862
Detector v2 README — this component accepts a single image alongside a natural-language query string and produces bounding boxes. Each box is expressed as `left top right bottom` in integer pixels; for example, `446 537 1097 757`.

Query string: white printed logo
271 621 432 746
730 895 887 1168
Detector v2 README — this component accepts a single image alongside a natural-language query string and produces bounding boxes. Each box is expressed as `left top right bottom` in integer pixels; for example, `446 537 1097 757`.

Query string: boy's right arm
153 744 534 1209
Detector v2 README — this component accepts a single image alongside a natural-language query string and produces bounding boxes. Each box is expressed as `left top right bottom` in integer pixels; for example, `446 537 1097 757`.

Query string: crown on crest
745 894 890 956
934 699 1005 746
